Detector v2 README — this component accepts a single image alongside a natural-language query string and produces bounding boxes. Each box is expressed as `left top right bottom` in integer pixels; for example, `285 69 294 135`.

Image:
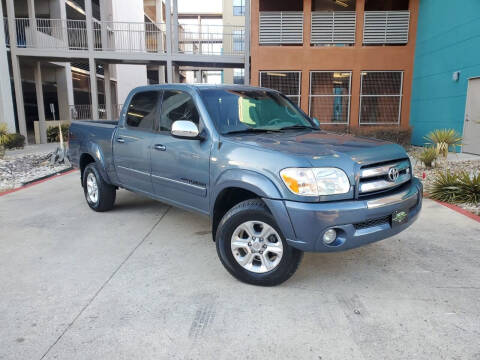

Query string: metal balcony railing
363 11 410 45
70 104 123 120
10 18 245 57
259 11 304 45
93 21 167 53
311 11 356 46
177 24 245 56
14 18 88 49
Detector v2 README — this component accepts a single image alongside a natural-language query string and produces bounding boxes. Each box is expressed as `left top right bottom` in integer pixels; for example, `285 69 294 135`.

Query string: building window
259 71 301 106
309 71 351 124
359 71 403 125
232 29 245 52
233 0 245 16
309 71 352 124
233 69 245 84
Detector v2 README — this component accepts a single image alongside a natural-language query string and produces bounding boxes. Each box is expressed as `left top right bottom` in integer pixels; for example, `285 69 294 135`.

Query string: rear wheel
82 163 116 212
216 199 303 286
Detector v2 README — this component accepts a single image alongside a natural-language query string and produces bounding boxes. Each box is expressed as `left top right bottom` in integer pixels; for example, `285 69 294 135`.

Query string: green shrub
424 129 462 157
47 124 70 143
416 146 438 168
0 122 9 144
428 171 480 205
1 133 25 149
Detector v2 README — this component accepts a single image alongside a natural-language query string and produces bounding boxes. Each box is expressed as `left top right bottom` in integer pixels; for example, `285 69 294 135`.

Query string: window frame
259 70 302 106
124 90 162 132
233 0 245 16
156 89 203 134
308 71 352 125
359 70 404 125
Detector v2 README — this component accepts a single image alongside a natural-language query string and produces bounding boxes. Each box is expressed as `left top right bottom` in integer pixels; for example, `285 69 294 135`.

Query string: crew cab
68 84 422 286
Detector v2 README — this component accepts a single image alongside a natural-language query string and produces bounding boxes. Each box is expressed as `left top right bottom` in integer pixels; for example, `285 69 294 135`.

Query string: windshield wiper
223 128 281 135
278 125 317 131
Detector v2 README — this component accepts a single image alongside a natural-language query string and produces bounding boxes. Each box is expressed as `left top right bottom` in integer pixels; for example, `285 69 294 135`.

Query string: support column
195 70 202 83
27 0 38 47
88 58 99 120
350 0 366 129
56 65 74 121
158 65 166 83
172 0 178 54
165 0 173 83
104 65 113 120
99 0 109 50
6 0 28 142
166 60 173 83
0 1 15 133
34 62 47 144
244 0 250 85
85 0 98 119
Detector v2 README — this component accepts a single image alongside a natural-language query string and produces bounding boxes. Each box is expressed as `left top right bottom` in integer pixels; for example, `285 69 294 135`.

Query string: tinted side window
159 90 200 132
126 91 160 130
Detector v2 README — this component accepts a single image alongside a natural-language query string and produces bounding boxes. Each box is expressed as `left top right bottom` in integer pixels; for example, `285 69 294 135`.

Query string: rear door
113 90 161 194
463 78 480 155
150 89 211 214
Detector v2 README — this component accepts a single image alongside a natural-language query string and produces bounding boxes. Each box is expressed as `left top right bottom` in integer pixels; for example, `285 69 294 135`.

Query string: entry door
113 90 161 194
464 78 480 155
150 90 211 214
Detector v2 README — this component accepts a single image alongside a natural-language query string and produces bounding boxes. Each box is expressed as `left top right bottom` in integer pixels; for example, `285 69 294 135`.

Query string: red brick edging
0 169 78 197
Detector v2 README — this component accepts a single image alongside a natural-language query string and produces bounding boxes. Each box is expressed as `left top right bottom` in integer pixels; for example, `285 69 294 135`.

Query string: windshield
199 89 315 134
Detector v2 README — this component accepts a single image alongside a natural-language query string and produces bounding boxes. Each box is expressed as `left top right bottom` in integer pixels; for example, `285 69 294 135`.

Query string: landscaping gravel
0 151 70 192
410 148 480 215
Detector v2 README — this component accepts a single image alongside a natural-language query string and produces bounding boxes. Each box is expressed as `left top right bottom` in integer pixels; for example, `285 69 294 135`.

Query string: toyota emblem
388 167 400 182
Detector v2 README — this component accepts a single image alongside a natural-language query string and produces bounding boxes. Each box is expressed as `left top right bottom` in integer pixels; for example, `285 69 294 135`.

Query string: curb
0 168 78 197
425 194 480 223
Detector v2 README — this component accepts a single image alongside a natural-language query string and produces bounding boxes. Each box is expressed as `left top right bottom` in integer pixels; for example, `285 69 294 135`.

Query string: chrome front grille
358 159 411 195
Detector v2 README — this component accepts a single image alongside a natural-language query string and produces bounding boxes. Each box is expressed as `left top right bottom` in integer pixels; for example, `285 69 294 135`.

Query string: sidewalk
5 142 61 157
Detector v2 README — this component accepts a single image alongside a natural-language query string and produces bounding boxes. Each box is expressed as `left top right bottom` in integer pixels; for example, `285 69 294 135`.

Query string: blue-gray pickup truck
68 84 422 286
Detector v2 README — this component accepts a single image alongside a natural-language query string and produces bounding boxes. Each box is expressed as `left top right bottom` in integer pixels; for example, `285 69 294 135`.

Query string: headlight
280 168 350 196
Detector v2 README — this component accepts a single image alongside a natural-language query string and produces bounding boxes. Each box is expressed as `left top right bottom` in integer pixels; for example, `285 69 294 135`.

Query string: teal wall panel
410 0 480 145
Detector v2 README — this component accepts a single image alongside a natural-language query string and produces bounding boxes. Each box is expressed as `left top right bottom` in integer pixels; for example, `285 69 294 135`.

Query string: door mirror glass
171 120 200 139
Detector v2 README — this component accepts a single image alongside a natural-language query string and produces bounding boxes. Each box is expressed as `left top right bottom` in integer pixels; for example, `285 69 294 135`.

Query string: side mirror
171 120 200 139
311 117 320 127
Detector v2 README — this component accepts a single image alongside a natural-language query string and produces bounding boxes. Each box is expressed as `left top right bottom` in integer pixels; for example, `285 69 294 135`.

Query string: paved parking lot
1 171 479 360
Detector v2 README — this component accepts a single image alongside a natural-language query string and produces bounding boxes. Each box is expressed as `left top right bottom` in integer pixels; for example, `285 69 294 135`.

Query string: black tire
215 199 303 286
82 162 116 212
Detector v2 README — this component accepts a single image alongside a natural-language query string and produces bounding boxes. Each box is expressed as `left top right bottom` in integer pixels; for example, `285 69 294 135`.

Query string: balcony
9 18 245 57
259 11 303 45
311 11 356 46
177 24 245 56
363 11 410 45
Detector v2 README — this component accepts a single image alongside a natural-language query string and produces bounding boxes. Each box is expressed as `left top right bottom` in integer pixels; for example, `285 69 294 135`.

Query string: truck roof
130 83 276 94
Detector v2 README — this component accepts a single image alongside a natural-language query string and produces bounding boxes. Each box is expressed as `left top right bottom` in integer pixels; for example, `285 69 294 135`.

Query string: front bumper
264 178 423 252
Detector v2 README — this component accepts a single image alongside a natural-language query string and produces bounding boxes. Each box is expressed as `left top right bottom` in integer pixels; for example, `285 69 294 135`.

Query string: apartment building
0 0 248 143
250 0 418 130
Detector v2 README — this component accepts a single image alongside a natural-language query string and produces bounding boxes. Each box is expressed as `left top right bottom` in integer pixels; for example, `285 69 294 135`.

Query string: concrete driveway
1 172 479 360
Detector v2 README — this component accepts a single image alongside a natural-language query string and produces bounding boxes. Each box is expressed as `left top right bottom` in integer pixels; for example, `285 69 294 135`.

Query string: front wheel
215 199 303 286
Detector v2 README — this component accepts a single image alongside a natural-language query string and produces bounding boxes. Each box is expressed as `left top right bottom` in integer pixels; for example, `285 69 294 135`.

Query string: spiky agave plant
424 129 462 157
416 146 438 168
429 171 480 205
457 172 480 204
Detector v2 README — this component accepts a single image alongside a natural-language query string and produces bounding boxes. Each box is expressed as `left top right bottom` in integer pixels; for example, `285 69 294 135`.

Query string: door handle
116 137 125 143
154 144 166 151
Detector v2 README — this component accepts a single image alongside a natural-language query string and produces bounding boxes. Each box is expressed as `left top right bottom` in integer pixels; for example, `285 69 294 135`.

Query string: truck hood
224 130 407 167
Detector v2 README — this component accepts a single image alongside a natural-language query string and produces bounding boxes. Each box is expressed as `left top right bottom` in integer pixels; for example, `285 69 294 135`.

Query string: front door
150 90 211 214
463 78 480 155
113 90 161 194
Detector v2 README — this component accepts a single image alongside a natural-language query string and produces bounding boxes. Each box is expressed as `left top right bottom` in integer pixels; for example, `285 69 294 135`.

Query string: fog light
323 229 337 244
